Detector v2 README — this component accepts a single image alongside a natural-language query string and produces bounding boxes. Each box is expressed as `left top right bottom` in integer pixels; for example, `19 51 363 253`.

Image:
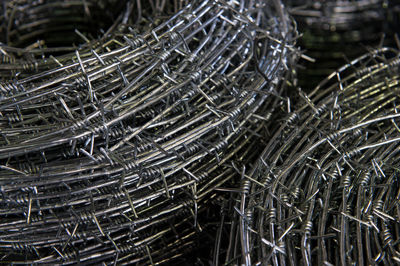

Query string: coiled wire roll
216 47 400 265
0 0 298 264
286 0 388 89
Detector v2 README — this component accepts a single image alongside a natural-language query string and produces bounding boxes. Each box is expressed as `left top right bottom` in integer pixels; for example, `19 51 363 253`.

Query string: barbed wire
217 47 400 265
0 0 298 264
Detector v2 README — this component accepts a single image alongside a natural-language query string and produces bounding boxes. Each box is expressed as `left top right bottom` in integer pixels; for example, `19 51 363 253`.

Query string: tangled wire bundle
287 0 387 88
217 47 400 265
0 0 297 264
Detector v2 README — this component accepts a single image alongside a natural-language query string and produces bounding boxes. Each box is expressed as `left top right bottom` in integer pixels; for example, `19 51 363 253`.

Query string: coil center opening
2 1 123 49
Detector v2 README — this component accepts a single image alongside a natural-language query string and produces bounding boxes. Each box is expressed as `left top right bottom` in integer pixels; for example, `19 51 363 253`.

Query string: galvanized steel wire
0 0 298 264
217 47 400 265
